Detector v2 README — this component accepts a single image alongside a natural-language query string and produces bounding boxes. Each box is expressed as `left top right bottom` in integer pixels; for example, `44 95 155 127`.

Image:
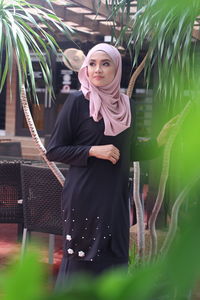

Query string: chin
96 84 105 87
92 81 105 87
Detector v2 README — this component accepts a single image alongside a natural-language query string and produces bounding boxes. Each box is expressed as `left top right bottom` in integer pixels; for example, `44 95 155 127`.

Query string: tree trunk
127 54 147 259
20 85 65 187
160 174 200 255
148 101 192 259
133 162 145 259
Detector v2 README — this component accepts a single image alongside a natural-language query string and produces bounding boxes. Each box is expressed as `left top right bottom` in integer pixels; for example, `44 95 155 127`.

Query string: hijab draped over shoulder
78 43 131 136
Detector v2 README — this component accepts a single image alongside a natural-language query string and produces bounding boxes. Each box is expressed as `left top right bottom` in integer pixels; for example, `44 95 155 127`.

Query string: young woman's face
87 51 116 87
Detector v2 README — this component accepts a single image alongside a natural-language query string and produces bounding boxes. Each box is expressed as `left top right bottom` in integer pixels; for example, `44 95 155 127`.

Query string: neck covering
78 43 131 136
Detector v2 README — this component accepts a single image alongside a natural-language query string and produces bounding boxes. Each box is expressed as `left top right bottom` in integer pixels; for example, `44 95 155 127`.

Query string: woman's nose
95 64 102 72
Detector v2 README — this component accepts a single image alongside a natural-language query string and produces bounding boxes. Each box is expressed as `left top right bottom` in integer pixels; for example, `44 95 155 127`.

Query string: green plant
0 249 45 300
102 0 200 261
0 0 72 101
1 195 200 300
107 0 200 98
0 0 74 184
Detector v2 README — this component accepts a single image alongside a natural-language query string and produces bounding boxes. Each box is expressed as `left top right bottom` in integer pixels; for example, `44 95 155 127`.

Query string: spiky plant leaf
104 0 200 103
0 0 74 103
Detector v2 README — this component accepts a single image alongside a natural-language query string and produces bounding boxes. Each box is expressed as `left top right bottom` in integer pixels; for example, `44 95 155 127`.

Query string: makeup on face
87 51 116 87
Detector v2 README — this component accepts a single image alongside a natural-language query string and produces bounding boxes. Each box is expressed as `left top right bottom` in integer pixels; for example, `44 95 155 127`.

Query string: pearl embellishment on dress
64 215 111 260
66 235 72 241
78 251 85 257
67 248 74 254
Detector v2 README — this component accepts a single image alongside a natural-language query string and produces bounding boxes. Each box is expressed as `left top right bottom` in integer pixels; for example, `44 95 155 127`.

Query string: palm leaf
105 0 200 102
0 0 74 102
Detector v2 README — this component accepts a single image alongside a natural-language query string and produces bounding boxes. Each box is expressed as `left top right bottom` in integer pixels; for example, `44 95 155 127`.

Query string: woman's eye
103 62 110 66
89 62 95 66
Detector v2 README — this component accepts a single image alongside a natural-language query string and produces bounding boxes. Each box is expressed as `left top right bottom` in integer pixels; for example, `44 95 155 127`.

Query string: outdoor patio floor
1 224 200 299
0 224 63 276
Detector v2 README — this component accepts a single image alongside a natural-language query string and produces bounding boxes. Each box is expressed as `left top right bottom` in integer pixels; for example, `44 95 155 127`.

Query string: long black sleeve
46 93 91 167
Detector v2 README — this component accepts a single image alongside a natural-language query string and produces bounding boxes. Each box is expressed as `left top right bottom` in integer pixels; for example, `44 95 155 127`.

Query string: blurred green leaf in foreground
1 192 200 300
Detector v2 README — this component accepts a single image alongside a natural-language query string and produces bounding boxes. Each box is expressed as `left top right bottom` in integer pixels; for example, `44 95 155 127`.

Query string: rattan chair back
0 162 23 223
21 164 67 235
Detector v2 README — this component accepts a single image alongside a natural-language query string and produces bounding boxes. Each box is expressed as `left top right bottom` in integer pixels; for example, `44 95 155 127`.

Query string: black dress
46 91 160 280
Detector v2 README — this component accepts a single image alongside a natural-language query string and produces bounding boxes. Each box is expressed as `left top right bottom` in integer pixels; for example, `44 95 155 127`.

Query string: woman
46 43 174 282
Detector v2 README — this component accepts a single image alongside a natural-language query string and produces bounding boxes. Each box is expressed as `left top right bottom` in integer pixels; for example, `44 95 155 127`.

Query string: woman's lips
93 76 104 80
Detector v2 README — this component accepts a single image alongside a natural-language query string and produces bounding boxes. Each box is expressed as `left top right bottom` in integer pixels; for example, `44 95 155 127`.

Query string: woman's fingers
109 154 118 164
110 148 119 158
89 144 120 164
110 157 117 164
107 145 120 164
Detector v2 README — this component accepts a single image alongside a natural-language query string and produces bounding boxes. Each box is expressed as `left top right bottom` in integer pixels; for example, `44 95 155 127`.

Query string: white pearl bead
67 248 74 254
66 235 72 241
78 251 85 257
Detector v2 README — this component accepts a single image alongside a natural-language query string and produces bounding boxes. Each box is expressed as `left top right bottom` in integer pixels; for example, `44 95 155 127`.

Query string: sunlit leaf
105 0 200 103
0 0 73 102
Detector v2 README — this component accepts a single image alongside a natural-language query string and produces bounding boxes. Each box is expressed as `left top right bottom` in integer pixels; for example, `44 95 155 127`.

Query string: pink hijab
78 43 131 136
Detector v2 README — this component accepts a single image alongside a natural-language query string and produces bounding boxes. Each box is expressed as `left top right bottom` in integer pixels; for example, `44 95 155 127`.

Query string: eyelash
103 62 110 66
89 62 110 67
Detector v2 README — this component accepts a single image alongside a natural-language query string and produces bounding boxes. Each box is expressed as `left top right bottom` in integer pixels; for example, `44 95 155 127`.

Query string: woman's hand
89 144 120 164
157 115 180 147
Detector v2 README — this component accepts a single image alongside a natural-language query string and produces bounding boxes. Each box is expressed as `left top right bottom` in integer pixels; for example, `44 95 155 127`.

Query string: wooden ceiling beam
71 0 123 25
63 9 114 35
71 0 111 18
28 0 121 38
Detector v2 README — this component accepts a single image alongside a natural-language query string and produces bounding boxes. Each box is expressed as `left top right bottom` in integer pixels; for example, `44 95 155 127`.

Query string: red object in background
0 224 63 276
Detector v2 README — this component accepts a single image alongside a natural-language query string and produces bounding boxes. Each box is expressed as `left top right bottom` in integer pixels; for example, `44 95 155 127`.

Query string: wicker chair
20 164 68 264
0 162 23 238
